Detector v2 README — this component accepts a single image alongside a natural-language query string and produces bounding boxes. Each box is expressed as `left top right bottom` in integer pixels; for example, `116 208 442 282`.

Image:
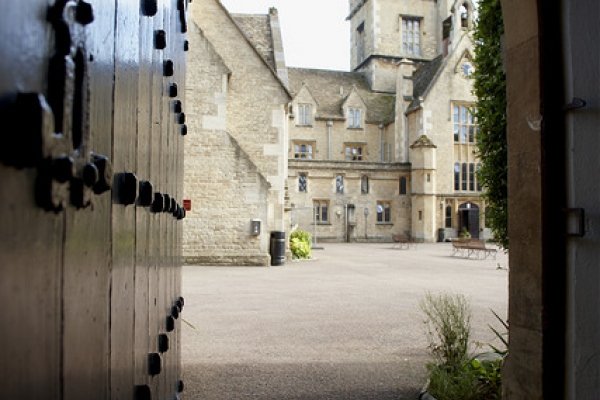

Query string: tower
348 0 443 92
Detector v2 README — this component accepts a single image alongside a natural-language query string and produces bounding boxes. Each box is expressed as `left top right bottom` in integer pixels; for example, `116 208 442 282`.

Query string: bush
289 230 312 259
420 292 472 368
419 292 506 400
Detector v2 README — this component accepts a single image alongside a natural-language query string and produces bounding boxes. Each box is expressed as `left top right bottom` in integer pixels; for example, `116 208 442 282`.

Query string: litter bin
438 228 446 242
270 231 286 266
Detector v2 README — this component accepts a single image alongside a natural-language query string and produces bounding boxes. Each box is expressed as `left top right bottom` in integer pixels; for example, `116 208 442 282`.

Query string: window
299 173 307 192
469 163 475 191
461 163 467 190
445 205 452 228
454 163 460 190
418 210 423 221
348 109 361 128
361 176 369 194
377 201 391 223
453 104 477 143
336 175 344 194
314 200 329 223
427 173 431 183
345 144 365 161
293 141 313 159
402 17 421 56
476 163 483 191
399 177 407 195
298 104 311 125
356 22 365 63
462 61 474 77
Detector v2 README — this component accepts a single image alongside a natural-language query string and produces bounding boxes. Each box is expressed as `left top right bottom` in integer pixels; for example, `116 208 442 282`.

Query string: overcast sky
218 0 351 71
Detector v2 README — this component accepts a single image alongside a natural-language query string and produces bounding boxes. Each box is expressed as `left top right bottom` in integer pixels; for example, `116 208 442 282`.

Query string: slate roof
287 68 396 123
407 55 444 112
232 14 276 71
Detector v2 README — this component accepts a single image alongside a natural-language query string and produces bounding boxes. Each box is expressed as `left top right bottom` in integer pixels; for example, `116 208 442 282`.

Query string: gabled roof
287 68 396 123
232 14 276 71
407 55 444 112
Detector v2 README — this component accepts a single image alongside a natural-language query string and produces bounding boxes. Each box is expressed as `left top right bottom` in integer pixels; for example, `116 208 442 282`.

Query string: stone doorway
458 202 479 239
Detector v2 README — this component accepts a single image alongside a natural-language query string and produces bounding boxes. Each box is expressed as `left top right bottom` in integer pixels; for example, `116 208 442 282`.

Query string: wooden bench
392 234 416 250
451 238 497 259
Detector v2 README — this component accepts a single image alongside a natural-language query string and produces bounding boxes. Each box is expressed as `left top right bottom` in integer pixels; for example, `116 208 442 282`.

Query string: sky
218 0 351 71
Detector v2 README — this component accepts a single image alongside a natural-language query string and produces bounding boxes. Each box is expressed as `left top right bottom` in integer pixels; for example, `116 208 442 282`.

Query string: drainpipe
327 120 332 159
379 123 384 161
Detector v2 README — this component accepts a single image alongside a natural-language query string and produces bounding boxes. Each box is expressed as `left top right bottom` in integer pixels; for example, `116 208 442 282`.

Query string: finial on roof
269 7 278 15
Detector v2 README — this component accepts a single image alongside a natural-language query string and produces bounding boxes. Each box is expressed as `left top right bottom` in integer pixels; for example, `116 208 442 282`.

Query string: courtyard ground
181 242 508 399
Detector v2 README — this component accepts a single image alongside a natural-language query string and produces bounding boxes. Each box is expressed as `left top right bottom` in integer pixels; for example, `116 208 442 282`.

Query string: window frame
298 173 307 193
293 141 315 159
335 174 344 194
313 199 330 223
297 104 312 126
345 143 366 161
400 176 407 195
453 103 477 143
348 108 362 128
401 16 422 56
377 201 392 223
361 175 369 194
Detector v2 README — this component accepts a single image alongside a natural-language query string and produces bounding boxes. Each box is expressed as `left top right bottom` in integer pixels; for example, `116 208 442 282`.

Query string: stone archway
458 201 479 238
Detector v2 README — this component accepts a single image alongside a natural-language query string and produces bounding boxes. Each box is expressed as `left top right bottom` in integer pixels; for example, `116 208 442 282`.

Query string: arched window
454 163 460 190
361 176 369 194
445 205 452 228
399 177 407 195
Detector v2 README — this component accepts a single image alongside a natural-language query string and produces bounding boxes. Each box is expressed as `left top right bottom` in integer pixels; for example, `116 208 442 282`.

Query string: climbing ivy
473 0 508 249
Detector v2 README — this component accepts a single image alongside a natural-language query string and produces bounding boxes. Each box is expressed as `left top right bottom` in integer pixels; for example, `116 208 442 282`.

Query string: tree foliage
473 0 508 249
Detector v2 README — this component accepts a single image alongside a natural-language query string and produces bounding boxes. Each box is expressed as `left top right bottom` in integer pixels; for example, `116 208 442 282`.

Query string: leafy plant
289 230 312 259
419 292 472 369
473 0 508 250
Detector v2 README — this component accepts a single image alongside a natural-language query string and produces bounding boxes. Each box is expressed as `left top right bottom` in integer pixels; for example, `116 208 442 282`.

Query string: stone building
183 0 487 265
287 0 489 243
184 0 290 265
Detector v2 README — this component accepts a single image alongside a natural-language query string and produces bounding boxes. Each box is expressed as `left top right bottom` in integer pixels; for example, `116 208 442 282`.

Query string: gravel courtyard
181 242 508 399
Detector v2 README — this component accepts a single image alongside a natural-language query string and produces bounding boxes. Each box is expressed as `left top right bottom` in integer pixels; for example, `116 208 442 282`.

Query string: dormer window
298 104 311 126
460 5 469 28
348 108 361 128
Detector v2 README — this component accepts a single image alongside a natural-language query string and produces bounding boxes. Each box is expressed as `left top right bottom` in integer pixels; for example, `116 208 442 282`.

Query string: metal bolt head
177 380 184 393
141 0 158 16
176 298 184 311
164 60 174 77
76 1 94 25
163 194 171 213
82 162 99 187
173 100 182 114
166 316 175 332
184 40 189 52
171 305 180 319
180 124 187 136
177 113 186 124
169 83 178 98
138 181 153 207
148 353 162 376
91 154 113 194
170 197 177 213
152 192 164 213
177 207 186 220
117 172 138 205
155 30 167 50
158 334 169 353
134 385 152 400
52 156 75 183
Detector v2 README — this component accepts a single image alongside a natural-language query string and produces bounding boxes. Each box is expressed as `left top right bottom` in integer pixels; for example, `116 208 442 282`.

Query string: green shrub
289 230 312 259
420 292 472 368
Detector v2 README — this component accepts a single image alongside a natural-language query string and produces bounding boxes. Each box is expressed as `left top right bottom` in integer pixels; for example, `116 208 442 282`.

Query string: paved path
181 242 508 400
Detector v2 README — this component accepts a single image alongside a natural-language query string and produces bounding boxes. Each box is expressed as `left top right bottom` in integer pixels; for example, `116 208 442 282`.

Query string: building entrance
458 202 479 239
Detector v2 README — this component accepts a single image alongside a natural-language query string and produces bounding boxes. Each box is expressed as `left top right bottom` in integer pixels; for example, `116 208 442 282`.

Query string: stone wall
184 23 271 266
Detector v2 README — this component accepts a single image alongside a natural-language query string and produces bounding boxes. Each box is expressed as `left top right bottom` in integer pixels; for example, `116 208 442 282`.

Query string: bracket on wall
565 208 585 237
